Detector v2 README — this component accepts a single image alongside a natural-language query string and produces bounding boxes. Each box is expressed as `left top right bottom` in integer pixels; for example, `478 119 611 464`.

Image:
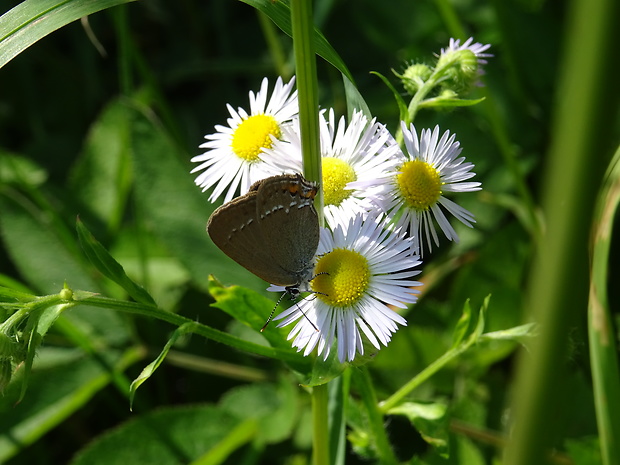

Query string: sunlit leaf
0 0 136 69
77 218 156 306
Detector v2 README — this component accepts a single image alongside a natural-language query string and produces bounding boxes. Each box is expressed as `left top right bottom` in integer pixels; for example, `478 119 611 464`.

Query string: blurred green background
0 0 618 464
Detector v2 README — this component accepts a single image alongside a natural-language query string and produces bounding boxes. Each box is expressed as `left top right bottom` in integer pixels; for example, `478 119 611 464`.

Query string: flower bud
398 63 432 95
437 49 479 94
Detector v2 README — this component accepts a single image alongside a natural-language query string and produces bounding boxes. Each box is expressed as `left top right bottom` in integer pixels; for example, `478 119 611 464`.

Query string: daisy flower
262 109 400 228
439 37 492 65
378 122 482 257
191 76 298 203
272 213 421 363
436 37 492 93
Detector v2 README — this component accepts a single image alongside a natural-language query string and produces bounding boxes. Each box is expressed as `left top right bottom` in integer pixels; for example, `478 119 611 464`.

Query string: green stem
589 147 620 465
380 326 477 413
290 0 323 223
290 4 329 464
77 296 311 367
395 65 448 145
504 0 619 462
312 383 330 465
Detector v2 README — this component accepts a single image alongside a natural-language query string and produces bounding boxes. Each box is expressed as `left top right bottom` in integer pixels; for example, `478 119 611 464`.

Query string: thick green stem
504 0 619 462
312 383 330 465
290 0 323 223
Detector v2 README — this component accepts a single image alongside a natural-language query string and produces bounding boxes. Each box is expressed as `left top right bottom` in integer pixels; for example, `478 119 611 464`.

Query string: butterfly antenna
260 292 287 332
260 291 319 333
297 303 319 332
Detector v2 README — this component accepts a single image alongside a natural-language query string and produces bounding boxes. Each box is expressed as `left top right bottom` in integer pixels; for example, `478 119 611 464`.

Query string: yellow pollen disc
311 248 370 308
231 114 281 162
322 157 357 206
397 159 442 211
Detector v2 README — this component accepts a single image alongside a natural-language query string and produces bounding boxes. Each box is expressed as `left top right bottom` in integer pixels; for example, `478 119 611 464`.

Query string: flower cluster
397 37 492 98
192 38 489 362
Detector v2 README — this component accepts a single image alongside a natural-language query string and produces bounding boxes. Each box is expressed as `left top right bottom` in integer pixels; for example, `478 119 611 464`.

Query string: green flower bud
397 63 432 96
437 49 479 94
60 287 73 301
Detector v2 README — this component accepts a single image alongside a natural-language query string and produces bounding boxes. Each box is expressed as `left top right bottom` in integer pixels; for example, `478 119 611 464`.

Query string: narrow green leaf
370 71 408 122
129 322 195 410
589 145 620 465
419 96 486 109
343 76 372 120
328 371 350 465
239 0 355 83
76 218 156 306
0 285 36 302
19 302 67 401
479 323 538 343
0 0 136 69
451 298 473 348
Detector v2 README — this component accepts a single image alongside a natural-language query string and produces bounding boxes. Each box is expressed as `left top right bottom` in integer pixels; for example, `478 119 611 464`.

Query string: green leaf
0 195 98 294
328 372 349 465
388 401 449 457
370 71 408 122
564 436 603 465
18 301 67 401
76 218 156 307
0 0 136 69
240 0 369 122
451 299 473 348
418 96 486 109
70 405 251 465
207 280 315 371
129 322 196 410
0 348 137 463
219 380 298 444
69 100 133 233
0 195 132 349
0 151 47 187
589 144 620 465
344 75 372 120
0 285 36 302
127 102 266 294
239 0 355 83
479 322 538 343
207 278 294 351
303 350 347 387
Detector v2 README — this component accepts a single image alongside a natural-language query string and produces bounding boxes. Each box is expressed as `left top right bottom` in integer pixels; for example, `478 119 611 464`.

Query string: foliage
1 0 619 464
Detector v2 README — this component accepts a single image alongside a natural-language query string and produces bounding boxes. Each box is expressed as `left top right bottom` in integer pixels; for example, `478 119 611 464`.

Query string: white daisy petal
273 213 421 362
363 122 481 256
191 76 299 203
262 109 401 230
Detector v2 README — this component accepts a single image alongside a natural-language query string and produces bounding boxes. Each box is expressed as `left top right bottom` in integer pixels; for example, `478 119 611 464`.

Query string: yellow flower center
322 157 357 206
311 248 370 308
396 159 442 211
231 114 281 162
